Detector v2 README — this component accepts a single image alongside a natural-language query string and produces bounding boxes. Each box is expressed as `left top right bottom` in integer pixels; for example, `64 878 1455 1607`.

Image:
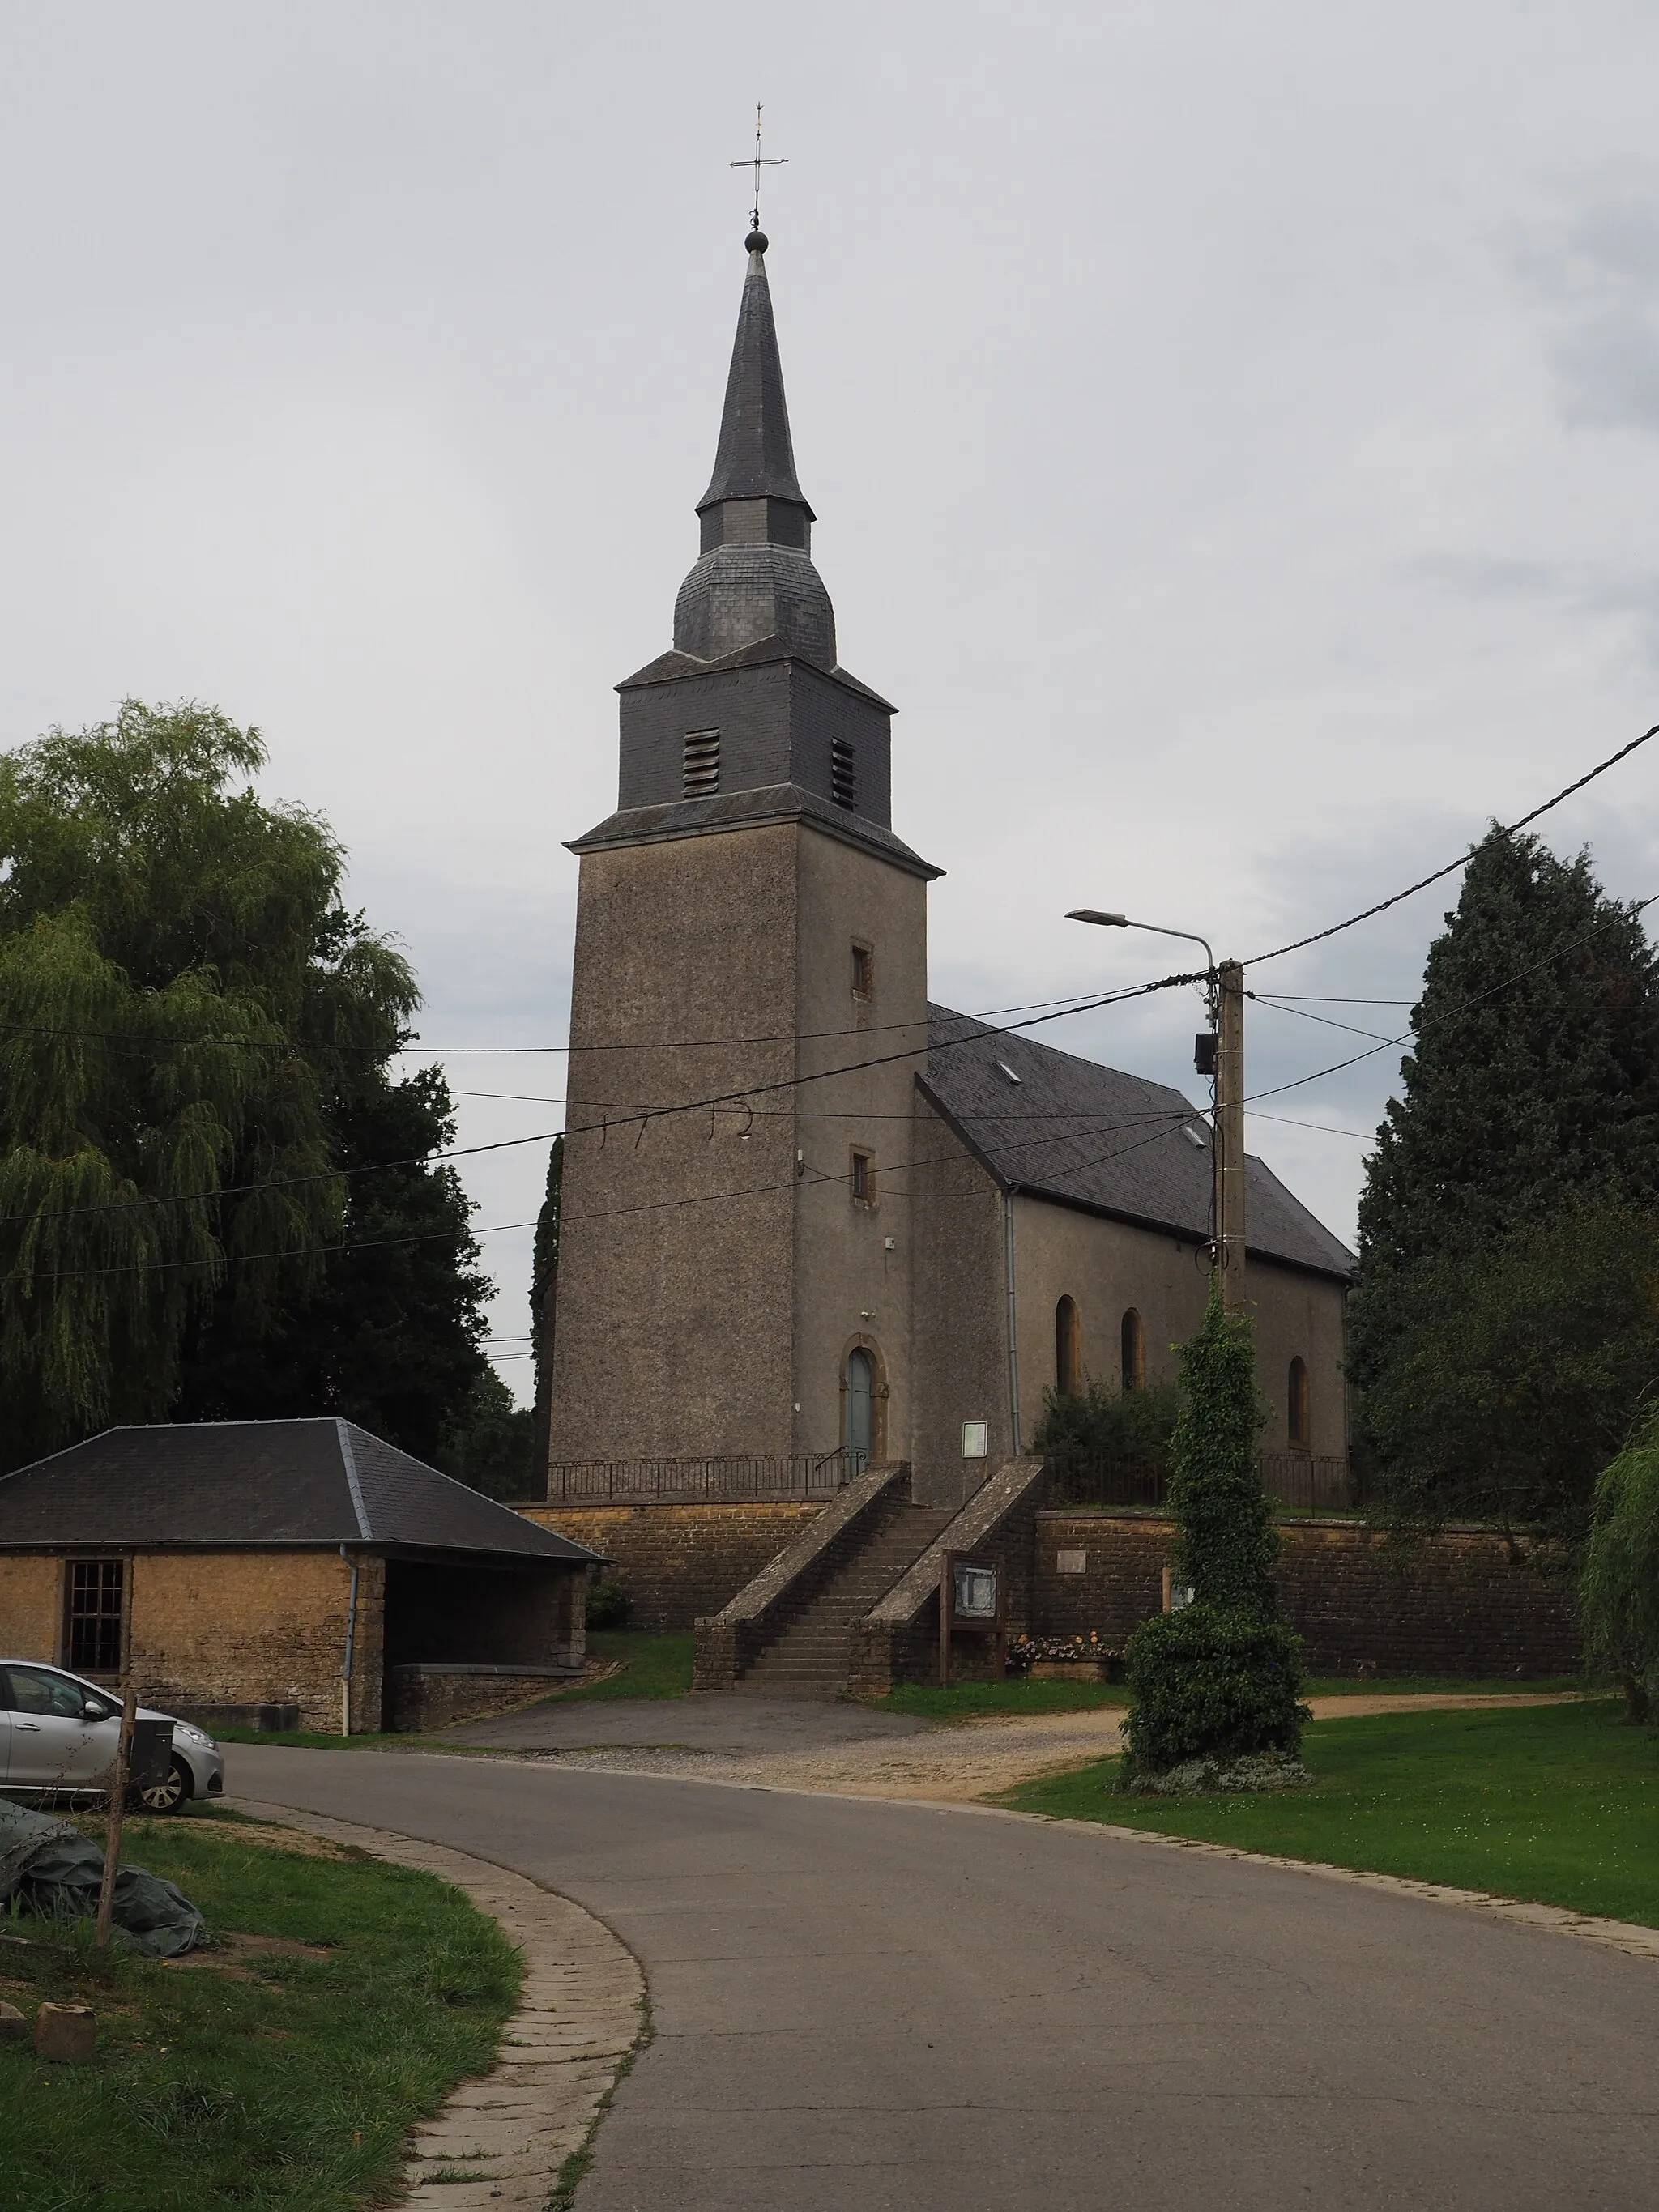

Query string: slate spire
697 230 813 521
673 229 837 669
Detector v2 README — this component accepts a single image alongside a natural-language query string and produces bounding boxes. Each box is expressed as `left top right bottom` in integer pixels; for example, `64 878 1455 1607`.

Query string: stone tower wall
546 817 929 1472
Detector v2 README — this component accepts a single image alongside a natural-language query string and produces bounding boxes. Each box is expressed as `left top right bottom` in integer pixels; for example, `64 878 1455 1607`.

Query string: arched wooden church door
845 1348 875 1469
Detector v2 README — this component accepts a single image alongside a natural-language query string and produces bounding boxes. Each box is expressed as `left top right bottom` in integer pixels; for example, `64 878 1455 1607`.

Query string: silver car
0 1659 225 1814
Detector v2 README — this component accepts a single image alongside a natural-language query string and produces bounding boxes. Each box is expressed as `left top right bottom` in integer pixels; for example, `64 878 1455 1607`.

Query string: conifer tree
1120 1290 1306 1783
530 1133 564 1482
1354 831 1659 1302
1350 830 1659 1537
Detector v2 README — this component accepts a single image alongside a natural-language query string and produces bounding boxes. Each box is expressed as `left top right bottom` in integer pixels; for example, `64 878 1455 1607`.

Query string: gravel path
484 1690 1584 1803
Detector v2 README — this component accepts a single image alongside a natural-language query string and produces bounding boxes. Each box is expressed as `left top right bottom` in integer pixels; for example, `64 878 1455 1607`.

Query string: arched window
845 1347 875 1468
1055 1297 1081 1396
1120 1309 1145 1393
1287 1357 1311 1449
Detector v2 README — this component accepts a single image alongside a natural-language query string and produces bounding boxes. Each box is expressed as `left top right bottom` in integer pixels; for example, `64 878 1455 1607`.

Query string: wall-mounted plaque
1056 1549 1087 1575
961 1421 989 1460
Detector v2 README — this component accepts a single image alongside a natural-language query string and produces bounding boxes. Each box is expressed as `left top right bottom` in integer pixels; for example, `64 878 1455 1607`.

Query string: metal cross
731 103 787 233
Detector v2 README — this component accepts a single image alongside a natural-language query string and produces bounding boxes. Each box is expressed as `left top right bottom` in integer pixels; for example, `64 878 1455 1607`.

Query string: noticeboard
939 1550 1008 1687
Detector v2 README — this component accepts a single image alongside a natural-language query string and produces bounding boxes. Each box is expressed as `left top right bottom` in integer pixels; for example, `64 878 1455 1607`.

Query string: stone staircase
733 1503 957 1694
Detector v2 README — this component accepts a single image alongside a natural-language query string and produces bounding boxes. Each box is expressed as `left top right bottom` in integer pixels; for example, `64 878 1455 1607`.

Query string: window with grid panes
67 1558 124 1673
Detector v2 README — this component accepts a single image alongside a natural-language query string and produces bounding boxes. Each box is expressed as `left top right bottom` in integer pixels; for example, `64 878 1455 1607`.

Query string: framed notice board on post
938 1550 1008 1686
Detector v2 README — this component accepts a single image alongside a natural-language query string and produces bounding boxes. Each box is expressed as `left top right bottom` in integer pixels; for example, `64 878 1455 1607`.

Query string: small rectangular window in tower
850 1149 873 1204
683 728 720 797
66 1558 124 1673
851 943 874 1000
830 736 857 808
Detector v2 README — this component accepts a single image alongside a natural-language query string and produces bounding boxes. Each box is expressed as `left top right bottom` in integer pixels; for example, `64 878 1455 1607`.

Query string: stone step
732 1502 960 1694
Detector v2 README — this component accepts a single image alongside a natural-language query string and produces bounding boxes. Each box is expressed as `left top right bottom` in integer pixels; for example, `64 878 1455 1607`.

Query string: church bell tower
545 225 940 1481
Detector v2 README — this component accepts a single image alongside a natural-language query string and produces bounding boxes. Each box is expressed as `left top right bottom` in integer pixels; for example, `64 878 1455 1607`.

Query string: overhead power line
1243 890 1659 1108
0 970 1202 1234
1244 720 1659 968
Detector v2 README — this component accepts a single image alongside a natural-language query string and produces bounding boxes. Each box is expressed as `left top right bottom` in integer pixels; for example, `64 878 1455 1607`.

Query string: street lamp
1064 907 1246 1311
1064 910 1217 983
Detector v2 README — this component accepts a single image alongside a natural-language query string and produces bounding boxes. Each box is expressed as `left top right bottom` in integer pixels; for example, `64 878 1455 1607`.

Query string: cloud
1516 183 1659 432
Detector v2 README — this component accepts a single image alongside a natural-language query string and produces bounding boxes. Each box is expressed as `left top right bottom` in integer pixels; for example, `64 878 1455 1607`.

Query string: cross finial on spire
730 102 787 251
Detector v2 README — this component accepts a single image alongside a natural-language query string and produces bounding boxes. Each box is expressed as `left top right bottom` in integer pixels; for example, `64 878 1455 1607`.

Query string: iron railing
1047 1451 1357 1516
546 1451 859 1505
1260 1452 1357 1515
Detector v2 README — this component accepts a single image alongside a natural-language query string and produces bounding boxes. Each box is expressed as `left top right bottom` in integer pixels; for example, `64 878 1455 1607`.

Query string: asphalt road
230 1744 1659 2212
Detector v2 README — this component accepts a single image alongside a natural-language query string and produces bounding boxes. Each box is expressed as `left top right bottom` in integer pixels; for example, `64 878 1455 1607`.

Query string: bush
1033 1377 1181 1479
1580 1403 1659 1724
1120 1605 1308 1777
587 1577 632 1630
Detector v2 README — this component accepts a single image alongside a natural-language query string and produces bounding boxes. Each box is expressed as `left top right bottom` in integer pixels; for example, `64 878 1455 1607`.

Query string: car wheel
136 1759 191 1814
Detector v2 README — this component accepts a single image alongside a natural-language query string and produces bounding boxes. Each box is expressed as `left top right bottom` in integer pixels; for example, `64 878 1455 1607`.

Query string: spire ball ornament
745 227 768 254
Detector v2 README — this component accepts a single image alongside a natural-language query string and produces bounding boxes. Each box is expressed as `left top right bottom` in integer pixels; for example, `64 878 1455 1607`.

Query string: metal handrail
545 1451 858 1505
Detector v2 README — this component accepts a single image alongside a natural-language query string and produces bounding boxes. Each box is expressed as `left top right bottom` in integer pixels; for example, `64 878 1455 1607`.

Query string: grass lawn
0 1806 519 2212
556 1630 693 1702
1000 1698 1659 1928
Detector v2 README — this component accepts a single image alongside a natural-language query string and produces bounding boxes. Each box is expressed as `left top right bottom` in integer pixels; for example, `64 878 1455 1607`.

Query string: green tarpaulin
0 1798 207 1956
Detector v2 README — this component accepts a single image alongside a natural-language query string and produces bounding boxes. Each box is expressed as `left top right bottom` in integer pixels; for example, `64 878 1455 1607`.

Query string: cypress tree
1350 830 1659 1536
1354 830 1659 1304
530 1133 564 1485
1120 1290 1307 1784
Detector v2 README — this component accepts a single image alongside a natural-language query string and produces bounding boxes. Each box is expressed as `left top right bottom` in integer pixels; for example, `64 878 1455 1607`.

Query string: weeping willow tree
1580 1405 1659 1724
0 701 416 1466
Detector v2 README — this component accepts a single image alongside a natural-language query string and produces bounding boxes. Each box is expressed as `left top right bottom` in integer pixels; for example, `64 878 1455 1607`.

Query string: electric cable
1243 720 1659 967
0 970 1201 1233
1242 891 1659 1108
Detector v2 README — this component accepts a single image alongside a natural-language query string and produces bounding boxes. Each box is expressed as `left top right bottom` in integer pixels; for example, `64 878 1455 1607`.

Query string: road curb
238 1796 646 2209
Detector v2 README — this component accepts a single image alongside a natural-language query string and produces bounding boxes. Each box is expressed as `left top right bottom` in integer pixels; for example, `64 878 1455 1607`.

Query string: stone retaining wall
1034 1511 1580 1677
518 1501 822 1630
385 1662 583 1732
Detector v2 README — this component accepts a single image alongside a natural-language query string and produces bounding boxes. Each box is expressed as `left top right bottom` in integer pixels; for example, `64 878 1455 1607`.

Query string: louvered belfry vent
830 736 856 809
683 728 720 797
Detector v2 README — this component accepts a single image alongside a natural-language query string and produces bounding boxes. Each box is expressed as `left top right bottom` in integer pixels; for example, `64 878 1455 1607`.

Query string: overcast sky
6 2 1659 1397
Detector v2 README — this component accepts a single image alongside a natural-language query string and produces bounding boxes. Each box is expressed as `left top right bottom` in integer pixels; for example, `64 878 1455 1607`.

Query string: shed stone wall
0 1549 382 1732
0 1554 62 1662
134 1551 386 1733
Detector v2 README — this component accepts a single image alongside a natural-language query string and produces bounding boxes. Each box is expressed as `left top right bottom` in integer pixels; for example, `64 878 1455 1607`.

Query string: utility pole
1215 959 1246 1312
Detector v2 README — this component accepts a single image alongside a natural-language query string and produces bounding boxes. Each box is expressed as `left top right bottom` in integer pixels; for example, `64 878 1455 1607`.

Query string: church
543 219 1353 1526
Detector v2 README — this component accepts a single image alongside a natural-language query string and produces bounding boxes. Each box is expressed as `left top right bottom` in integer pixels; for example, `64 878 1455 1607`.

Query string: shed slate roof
921 1006 1357 1281
0 1419 602 1562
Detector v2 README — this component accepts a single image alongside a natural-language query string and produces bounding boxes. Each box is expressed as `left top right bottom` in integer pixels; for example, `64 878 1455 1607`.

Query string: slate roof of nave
920 1006 1358 1282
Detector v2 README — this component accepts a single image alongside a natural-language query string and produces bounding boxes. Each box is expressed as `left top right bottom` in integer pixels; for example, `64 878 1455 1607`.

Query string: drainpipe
1003 1188 1022 1457
339 1545 360 1738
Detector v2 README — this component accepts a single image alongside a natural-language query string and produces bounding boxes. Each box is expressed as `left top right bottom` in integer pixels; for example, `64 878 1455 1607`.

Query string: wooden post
1216 959 1247 1312
94 1682 137 1952
938 1553 955 1688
